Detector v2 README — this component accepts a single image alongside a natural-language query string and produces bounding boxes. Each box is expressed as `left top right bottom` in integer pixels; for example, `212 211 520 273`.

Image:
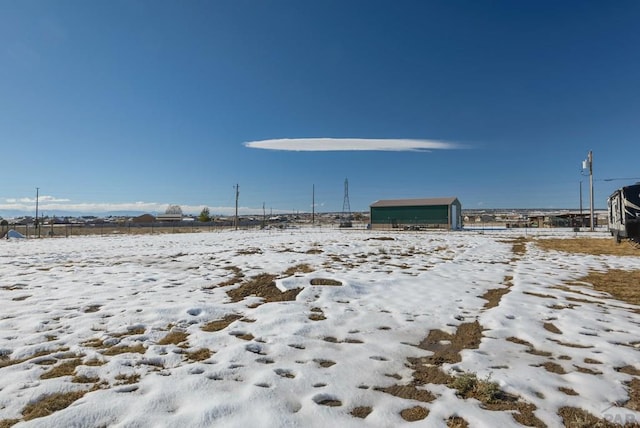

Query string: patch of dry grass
101 344 146 356
449 372 501 403
282 264 314 276
115 373 140 385
350 406 372 419
580 270 640 306
0 418 21 428
447 416 470 427
536 237 640 257
184 348 212 362
558 406 622 427
40 358 83 379
400 405 429 422
22 390 89 421
202 314 242 332
157 330 189 346
226 273 302 303
112 326 146 338
0 347 70 369
310 278 342 286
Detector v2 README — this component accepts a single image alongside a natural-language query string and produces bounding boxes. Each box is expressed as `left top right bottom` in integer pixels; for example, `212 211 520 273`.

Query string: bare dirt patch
559 387 579 396
500 237 528 257
617 366 640 376
415 321 483 364
314 359 336 368
543 322 563 334
227 274 302 303
481 286 510 310
308 307 326 321
401 322 544 426
536 361 567 375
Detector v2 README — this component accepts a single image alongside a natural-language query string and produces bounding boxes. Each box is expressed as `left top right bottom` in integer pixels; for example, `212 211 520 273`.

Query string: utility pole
588 151 594 232
262 202 266 229
234 184 239 230
35 187 40 238
312 184 315 225
582 151 594 232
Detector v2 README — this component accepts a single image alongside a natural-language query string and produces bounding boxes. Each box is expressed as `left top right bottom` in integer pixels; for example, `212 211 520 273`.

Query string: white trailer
607 183 640 245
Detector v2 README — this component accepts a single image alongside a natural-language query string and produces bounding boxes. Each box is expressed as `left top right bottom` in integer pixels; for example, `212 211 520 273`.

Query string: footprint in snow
274 368 295 378
369 356 389 361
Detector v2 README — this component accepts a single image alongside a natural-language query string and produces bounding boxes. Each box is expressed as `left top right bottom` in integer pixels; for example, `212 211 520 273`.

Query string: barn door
451 205 458 229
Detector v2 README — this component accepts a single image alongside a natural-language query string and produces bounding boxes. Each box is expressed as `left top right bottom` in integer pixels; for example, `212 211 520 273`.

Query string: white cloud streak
0 198 271 216
244 138 465 152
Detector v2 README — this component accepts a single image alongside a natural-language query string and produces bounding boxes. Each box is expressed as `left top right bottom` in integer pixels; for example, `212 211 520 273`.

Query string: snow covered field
1 229 639 427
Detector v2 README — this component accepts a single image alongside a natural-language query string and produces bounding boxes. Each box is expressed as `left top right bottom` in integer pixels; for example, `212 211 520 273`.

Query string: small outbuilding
369 197 462 230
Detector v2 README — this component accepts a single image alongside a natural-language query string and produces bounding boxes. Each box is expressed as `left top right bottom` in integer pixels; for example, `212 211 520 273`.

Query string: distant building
156 205 183 222
370 197 462 230
132 214 156 224
155 213 183 222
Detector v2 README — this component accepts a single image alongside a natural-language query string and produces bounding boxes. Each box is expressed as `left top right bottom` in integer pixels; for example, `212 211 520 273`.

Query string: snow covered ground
1 228 639 427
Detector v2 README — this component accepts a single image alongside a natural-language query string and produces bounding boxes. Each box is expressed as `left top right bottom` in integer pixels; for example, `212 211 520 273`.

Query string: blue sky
1 0 639 215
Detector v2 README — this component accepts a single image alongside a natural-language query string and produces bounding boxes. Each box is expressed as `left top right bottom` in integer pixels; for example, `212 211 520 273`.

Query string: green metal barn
369 197 462 230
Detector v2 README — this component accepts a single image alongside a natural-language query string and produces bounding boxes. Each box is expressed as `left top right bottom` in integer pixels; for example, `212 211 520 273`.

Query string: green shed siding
369 197 462 230
371 205 448 227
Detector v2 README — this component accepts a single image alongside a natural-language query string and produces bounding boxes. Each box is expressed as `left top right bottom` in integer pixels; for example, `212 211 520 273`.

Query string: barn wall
370 205 449 229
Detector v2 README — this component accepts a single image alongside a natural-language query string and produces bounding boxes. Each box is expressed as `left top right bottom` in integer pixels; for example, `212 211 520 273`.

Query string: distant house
155 213 183 222
370 197 462 230
132 214 156 224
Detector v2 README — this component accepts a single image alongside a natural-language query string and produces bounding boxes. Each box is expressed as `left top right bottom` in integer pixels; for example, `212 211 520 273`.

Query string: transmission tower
340 178 352 228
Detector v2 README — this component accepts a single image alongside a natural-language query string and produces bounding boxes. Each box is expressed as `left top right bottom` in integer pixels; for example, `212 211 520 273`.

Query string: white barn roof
370 197 459 208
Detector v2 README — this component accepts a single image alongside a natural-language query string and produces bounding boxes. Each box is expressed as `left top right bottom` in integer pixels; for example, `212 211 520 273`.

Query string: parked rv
607 183 640 244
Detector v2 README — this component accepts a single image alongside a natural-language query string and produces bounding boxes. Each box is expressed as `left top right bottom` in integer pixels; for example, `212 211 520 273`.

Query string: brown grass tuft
202 314 242 332
350 406 372 419
543 322 562 334
101 344 146 356
157 330 188 346
282 264 314 276
227 274 302 303
400 405 429 422
115 373 140 385
310 278 343 286
40 359 83 379
447 416 470 427
185 348 212 362
558 406 621 427
22 390 88 421
374 385 435 403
